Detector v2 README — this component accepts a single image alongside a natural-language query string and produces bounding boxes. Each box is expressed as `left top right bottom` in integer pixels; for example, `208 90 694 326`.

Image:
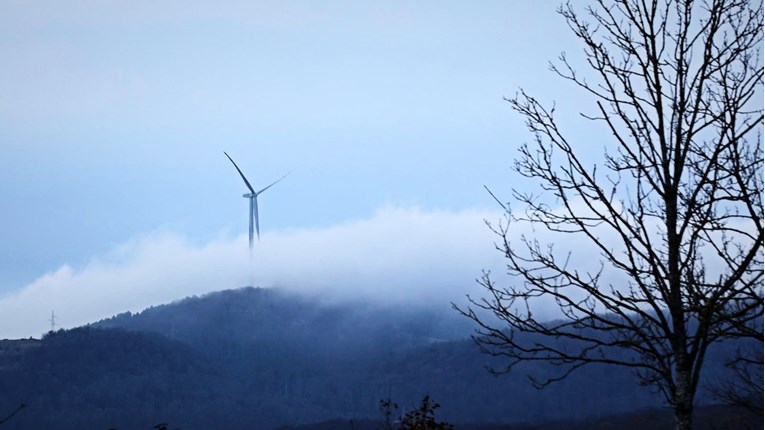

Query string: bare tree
455 1 763 430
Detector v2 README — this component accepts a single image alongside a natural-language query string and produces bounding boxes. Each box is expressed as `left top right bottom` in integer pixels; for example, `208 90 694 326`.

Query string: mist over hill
95 287 474 358
0 287 752 429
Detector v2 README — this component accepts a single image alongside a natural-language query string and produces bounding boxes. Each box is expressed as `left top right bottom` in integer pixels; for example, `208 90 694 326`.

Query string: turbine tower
224 152 289 249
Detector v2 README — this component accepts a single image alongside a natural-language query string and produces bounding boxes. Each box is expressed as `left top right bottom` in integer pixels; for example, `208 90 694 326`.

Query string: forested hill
95 287 474 358
0 287 751 429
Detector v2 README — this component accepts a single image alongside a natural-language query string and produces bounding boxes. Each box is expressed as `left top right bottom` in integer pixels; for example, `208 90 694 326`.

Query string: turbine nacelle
243 193 255 198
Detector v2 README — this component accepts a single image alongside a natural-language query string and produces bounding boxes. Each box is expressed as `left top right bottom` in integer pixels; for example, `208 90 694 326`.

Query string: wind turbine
224 152 289 248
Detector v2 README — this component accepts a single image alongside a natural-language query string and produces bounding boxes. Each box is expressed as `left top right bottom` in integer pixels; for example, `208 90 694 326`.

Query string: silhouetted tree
379 396 454 430
455 1 763 430
398 396 454 430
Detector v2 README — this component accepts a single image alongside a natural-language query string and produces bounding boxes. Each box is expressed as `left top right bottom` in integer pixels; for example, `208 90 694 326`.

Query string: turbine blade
256 171 290 195
224 152 256 194
253 196 260 241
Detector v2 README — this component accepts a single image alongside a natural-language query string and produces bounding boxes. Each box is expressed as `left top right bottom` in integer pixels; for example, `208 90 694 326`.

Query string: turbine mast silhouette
224 152 289 249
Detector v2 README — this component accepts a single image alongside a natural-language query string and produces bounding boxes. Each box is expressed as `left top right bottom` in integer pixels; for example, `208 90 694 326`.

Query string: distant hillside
95 287 473 359
0 287 753 430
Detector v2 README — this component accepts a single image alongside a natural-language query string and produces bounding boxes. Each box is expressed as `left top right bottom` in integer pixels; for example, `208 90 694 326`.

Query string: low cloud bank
7 202 712 340
0 206 508 338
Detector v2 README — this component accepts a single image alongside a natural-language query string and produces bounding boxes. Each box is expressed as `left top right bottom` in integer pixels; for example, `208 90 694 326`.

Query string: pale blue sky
0 1 599 335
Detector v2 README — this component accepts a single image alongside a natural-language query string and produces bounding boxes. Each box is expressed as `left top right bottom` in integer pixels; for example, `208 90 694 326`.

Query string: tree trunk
675 406 692 430
674 368 694 430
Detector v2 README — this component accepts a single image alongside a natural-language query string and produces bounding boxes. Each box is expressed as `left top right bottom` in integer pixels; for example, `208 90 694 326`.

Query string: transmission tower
49 310 57 332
